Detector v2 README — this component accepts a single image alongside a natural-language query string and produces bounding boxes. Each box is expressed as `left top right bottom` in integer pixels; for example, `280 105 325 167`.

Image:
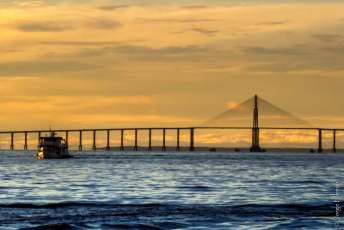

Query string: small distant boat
36 132 72 160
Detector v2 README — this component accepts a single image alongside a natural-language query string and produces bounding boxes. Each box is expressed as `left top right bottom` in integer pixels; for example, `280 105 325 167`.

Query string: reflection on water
0 151 343 229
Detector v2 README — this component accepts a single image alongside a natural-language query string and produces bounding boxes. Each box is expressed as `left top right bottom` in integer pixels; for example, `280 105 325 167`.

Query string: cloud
310 34 344 54
243 45 311 56
15 18 121 33
88 18 121 29
190 27 219 35
16 20 73 32
226 101 239 109
97 5 129 11
38 40 121 46
0 0 44 7
312 33 344 43
69 44 209 60
110 44 210 60
245 61 344 72
0 60 96 76
241 42 344 72
0 43 212 74
138 18 217 23
0 94 156 117
119 44 204 54
255 20 289 26
180 5 209 10
173 27 219 36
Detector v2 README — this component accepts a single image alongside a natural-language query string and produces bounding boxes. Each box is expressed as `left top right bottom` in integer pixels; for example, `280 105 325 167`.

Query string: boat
36 131 72 159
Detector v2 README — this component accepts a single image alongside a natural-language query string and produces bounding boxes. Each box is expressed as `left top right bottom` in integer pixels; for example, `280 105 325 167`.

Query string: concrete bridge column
176 128 180 152
134 129 138 151
38 131 41 148
333 129 337 153
106 130 110 151
148 129 152 151
10 133 14 150
120 129 124 151
318 129 323 153
65 131 69 147
162 129 166 151
24 132 28 150
92 130 96 151
190 128 195 152
79 130 83 151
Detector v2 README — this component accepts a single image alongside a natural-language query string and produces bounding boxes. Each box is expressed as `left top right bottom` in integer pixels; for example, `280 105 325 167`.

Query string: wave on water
20 223 175 230
0 201 341 216
20 223 82 230
0 202 163 209
0 202 342 229
176 185 215 192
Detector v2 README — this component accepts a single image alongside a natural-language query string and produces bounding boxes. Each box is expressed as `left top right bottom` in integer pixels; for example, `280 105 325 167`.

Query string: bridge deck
0 126 342 153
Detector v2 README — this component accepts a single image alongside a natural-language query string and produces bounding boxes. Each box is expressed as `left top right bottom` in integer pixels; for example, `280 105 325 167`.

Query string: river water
0 151 343 229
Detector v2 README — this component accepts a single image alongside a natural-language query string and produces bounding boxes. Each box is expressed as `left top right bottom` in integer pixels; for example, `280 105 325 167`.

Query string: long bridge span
1 95 342 153
0 126 342 153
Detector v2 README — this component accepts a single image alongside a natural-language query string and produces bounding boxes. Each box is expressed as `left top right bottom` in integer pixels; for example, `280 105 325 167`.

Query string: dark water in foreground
0 151 343 229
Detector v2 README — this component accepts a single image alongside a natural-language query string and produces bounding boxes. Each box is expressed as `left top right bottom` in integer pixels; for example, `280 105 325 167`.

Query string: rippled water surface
0 151 343 229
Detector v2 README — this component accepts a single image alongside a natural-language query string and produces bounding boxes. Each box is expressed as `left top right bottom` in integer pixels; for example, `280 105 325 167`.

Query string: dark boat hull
36 150 72 160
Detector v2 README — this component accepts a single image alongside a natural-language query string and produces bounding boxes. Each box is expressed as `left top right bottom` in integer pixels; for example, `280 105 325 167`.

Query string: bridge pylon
250 95 264 152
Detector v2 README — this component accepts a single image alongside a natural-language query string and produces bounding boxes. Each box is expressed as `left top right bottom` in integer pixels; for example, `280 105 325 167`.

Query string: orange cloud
226 101 239 109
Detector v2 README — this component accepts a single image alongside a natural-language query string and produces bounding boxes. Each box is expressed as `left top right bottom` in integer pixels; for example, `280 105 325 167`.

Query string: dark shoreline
80 146 343 153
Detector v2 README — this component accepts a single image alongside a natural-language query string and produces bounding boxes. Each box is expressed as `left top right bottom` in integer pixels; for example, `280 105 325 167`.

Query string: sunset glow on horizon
0 0 344 131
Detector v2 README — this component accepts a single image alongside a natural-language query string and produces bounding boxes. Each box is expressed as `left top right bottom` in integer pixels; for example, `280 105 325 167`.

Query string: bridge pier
333 129 336 153
79 130 83 151
106 130 110 151
148 129 152 151
177 128 180 152
162 129 166 151
318 129 323 153
92 130 96 151
120 129 124 151
38 131 41 145
24 132 28 150
250 128 262 152
134 129 138 151
190 128 195 151
10 132 14 150
65 131 69 147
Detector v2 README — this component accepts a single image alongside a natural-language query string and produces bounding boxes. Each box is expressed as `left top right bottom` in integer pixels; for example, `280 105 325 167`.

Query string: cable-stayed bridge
0 95 342 153
204 95 312 128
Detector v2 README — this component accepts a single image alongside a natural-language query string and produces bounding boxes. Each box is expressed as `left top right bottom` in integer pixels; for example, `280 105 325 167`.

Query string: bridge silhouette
0 95 342 153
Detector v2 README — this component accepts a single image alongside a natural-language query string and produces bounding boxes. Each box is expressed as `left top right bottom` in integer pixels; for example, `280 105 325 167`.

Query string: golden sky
0 0 344 130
